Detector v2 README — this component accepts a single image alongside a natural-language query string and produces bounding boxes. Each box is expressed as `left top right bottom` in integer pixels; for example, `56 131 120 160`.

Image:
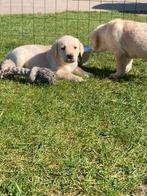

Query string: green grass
0 11 147 195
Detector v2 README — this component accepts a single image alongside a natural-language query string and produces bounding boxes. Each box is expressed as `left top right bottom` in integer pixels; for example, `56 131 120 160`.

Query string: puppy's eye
61 46 66 50
74 46 77 49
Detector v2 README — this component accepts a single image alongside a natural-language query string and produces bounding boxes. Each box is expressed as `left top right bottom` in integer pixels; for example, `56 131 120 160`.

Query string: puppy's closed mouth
66 59 75 63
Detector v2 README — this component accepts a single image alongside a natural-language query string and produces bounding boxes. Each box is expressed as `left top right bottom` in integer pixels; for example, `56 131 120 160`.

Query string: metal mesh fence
0 0 147 53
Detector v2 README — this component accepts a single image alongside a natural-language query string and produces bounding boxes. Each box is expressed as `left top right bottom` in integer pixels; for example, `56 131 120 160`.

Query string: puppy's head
89 24 105 52
51 35 84 63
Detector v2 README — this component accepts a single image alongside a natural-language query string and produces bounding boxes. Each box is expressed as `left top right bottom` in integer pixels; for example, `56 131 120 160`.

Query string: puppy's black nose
67 54 73 60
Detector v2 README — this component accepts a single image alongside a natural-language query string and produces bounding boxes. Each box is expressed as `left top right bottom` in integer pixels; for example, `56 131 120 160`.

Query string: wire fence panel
0 0 147 56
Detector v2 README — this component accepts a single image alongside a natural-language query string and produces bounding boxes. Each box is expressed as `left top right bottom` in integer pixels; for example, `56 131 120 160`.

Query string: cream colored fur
1 35 91 82
90 19 147 79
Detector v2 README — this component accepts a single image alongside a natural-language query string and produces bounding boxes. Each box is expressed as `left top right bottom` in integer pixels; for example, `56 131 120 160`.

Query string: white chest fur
60 62 78 73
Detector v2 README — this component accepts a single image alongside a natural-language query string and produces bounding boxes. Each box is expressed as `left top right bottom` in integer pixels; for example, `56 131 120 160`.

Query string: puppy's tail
0 59 30 78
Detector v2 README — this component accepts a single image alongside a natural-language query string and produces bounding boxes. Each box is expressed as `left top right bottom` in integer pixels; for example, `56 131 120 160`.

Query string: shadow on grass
1 76 54 86
81 65 139 82
1 66 145 85
81 65 113 79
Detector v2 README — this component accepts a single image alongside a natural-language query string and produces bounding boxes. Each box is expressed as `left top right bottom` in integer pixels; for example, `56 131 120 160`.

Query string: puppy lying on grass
1 35 91 82
90 19 147 79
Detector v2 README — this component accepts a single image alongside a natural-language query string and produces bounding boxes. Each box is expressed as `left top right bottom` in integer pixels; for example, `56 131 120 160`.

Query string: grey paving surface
0 0 147 14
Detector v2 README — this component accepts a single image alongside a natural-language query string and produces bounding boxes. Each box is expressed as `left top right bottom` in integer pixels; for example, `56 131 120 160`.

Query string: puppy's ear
51 40 58 58
79 42 84 57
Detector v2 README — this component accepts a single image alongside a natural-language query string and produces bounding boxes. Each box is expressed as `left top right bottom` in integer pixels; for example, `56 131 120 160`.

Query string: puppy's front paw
84 72 93 78
74 76 84 82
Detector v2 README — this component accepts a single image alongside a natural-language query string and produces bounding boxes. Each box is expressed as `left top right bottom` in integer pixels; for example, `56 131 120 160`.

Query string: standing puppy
1 35 91 82
90 19 147 79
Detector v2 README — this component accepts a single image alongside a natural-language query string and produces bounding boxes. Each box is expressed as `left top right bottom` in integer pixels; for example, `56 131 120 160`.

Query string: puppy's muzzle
66 54 74 63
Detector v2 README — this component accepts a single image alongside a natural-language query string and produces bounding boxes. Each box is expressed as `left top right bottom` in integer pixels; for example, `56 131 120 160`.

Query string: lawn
0 11 147 195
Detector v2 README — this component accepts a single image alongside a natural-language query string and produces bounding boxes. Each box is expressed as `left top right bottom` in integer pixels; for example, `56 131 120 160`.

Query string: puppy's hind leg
109 53 132 79
0 59 16 78
0 59 30 78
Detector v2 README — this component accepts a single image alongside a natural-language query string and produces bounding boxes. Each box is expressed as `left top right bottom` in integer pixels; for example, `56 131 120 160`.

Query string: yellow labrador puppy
90 19 147 79
1 35 90 82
